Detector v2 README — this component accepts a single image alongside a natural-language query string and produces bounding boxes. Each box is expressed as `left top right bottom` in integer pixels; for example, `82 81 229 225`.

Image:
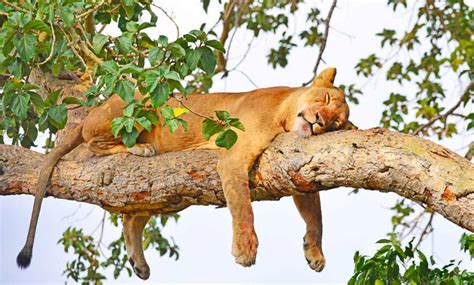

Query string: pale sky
1 0 473 284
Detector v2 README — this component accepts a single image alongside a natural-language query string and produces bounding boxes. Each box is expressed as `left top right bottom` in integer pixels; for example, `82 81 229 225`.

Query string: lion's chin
292 119 312 138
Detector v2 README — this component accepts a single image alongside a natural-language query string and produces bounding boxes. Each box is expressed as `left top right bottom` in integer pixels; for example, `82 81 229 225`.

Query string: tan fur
18 68 352 277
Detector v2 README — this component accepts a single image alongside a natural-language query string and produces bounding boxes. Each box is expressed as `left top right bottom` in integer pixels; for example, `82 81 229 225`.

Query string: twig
171 94 214 121
0 0 29 13
38 21 56 66
413 80 474 135
58 26 90 75
235 69 259 88
302 0 338 86
412 211 435 252
152 4 180 38
78 0 107 19
229 36 255 71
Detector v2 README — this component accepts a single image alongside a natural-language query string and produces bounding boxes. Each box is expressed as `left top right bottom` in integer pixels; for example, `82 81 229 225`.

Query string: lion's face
293 87 349 138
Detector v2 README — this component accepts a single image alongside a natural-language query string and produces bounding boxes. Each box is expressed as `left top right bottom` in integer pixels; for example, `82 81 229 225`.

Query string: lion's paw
303 241 325 272
232 229 258 267
127 143 156 157
129 257 150 280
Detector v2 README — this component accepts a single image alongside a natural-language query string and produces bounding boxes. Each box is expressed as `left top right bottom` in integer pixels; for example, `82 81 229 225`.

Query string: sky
1 0 473 284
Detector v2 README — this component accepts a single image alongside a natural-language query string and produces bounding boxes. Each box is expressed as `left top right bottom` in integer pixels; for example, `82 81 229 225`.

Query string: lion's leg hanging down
123 214 151 280
293 193 326 272
217 154 259 267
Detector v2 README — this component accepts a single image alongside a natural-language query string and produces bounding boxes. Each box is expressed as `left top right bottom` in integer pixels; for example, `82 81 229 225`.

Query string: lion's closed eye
325 93 331 105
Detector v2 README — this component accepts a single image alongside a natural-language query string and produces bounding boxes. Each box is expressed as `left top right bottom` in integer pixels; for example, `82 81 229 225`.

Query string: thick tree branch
1 129 473 232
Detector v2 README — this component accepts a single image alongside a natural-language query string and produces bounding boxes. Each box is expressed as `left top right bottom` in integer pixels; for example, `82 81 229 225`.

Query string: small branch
171 94 214 121
414 80 474 135
234 69 259 88
412 211 435 252
38 21 57 66
302 0 338 86
151 4 180 39
0 0 29 13
78 0 107 19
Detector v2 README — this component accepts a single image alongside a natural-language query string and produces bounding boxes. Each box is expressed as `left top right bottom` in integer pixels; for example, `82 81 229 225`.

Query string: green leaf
126 22 139 32
199 47 216 74
149 47 165 66
112 117 125 137
215 110 230 121
158 35 168 46
59 5 75 28
205 39 225 52
215 129 237 149
117 35 133 53
201 0 210 12
145 70 160 92
24 20 51 34
164 71 180 81
48 104 67 129
29 92 45 113
202 118 224 140
46 89 61 106
121 127 139 147
169 43 186 58
151 83 170 108
115 80 135 102
92 34 108 55
160 106 174 120
62 97 82 105
124 117 135 132
229 118 245 131
165 118 179 133
120 64 143 74
10 93 30 120
137 22 155 32
185 49 202 70
123 104 134 117
101 61 120 74
136 117 152 132
13 33 37 62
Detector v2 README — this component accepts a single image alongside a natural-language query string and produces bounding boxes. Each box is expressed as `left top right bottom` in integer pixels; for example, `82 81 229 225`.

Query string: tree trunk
1 128 473 231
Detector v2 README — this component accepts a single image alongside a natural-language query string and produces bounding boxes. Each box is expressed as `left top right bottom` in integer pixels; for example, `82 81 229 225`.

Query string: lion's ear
311 67 337 87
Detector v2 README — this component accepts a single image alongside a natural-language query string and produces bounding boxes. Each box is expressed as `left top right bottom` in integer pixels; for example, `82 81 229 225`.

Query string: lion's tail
17 124 84 269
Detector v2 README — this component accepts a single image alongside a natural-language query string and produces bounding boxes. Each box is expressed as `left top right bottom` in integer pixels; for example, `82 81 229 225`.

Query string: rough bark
1 128 473 231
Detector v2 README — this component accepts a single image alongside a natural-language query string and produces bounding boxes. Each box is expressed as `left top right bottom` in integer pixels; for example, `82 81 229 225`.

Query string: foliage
58 213 179 283
349 233 474 285
0 0 244 149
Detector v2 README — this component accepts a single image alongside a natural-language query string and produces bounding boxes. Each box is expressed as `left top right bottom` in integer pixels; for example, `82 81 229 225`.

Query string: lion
17 67 354 279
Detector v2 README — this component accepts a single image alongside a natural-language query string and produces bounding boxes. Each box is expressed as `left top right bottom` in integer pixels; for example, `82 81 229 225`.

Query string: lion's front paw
127 143 156 157
304 241 325 272
232 229 258 267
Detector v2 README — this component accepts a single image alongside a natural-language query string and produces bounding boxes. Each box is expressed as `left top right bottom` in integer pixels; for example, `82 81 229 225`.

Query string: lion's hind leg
87 137 156 157
293 193 326 272
123 214 151 280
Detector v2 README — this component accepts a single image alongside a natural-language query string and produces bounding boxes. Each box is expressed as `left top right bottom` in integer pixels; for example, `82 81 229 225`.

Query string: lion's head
293 67 350 138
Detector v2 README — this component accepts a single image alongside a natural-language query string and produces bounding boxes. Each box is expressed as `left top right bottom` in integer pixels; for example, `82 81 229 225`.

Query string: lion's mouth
298 112 323 136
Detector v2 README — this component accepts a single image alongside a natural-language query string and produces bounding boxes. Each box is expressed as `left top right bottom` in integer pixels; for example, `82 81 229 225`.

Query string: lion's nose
314 113 324 128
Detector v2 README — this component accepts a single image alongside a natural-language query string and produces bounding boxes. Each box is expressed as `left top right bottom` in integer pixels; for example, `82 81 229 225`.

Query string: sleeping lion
18 67 354 279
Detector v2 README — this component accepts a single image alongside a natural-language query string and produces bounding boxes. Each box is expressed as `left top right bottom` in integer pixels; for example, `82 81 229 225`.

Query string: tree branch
414 79 474 135
1 129 473 232
302 0 338 86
